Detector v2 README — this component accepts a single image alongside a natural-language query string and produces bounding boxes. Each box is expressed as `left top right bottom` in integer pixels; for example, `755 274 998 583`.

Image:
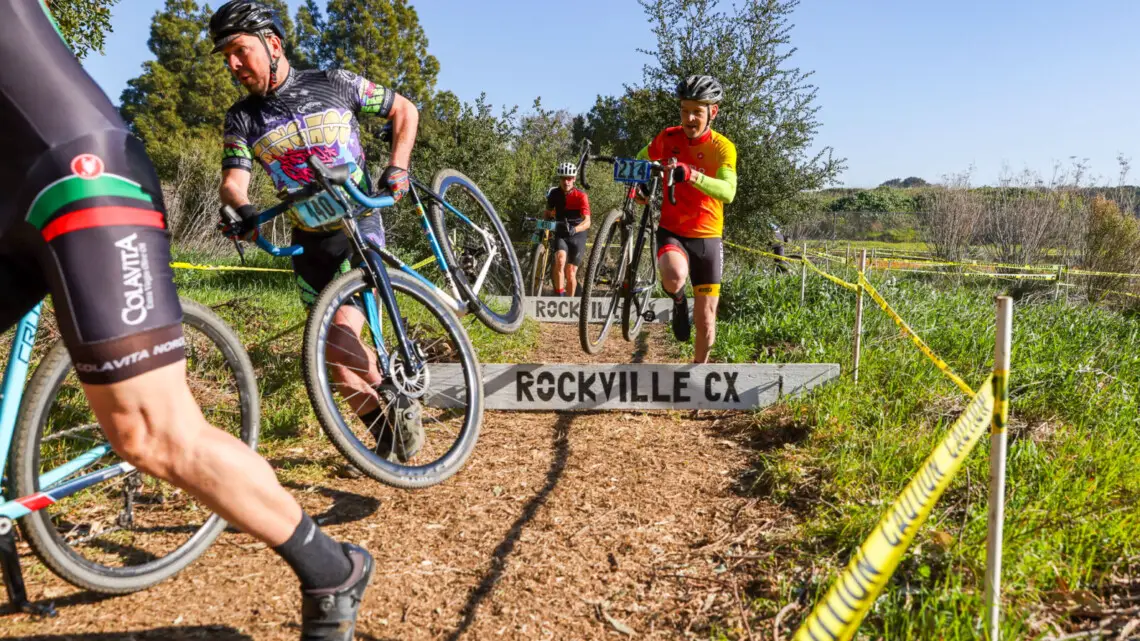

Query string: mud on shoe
300 543 374 640
369 385 425 463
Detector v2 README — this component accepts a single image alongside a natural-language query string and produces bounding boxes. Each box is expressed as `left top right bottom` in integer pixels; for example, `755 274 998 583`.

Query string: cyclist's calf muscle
84 362 301 545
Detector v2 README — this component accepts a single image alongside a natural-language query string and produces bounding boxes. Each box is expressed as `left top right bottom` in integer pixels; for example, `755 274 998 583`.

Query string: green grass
803 240 932 253
714 258 1140 640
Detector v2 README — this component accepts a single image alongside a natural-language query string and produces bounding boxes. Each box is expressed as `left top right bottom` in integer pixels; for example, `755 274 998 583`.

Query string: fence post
1054 265 1063 301
800 241 808 307
853 249 867 383
870 248 876 274
984 296 1013 640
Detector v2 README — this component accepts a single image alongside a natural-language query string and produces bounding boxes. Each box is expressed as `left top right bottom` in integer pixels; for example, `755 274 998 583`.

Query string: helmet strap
257 31 279 90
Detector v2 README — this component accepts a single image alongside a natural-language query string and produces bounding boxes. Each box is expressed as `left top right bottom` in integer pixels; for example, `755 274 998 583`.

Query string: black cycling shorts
656 227 723 296
292 213 385 305
553 231 587 267
0 2 183 384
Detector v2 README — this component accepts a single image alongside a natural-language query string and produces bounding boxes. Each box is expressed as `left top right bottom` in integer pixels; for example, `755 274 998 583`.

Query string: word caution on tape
793 374 997 641
422 363 839 411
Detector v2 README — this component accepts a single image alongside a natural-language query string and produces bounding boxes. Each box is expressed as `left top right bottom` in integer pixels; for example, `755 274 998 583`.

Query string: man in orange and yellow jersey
637 75 736 363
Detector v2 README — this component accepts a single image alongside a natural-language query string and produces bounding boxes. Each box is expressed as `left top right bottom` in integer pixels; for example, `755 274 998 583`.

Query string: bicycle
224 155 484 489
522 217 560 297
576 139 676 354
1 298 258 614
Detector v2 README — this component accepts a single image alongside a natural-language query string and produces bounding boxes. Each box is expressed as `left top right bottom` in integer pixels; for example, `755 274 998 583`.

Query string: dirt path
5 325 793 640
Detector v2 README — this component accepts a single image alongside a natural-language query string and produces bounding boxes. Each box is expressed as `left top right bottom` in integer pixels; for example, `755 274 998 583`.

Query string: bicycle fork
343 220 425 389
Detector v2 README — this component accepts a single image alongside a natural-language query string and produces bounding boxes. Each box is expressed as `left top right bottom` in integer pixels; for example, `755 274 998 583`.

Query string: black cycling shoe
671 295 691 342
300 543 374 640
368 386 424 463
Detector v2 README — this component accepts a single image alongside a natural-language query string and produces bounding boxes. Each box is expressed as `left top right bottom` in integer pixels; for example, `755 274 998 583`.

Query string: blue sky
80 0 1140 188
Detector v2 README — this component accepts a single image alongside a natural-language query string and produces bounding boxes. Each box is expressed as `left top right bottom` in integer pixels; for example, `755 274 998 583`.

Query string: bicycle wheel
527 243 549 297
10 298 259 594
302 268 483 489
428 169 524 334
579 209 627 354
622 213 657 342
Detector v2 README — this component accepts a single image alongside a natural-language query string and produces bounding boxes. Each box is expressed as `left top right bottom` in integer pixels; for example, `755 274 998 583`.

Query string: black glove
219 204 259 240
562 221 577 235
381 165 410 202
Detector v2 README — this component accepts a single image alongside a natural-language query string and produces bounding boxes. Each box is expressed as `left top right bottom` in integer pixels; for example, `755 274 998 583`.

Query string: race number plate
613 158 653 184
294 191 349 228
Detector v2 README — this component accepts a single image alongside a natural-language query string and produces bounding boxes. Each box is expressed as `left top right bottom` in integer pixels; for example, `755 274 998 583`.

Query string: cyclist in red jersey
543 162 591 296
1 2 370 638
637 76 737 363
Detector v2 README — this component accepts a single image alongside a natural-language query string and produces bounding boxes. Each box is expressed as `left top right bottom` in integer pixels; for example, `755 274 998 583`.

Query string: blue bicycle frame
249 161 498 320
0 304 136 613
0 305 134 525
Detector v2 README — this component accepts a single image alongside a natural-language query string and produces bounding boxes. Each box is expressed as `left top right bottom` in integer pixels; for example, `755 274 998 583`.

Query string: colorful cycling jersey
545 186 590 231
639 127 737 238
222 67 394 231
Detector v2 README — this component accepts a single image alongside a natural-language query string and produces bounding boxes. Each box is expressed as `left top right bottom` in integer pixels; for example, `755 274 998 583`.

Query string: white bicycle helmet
556 162 578 178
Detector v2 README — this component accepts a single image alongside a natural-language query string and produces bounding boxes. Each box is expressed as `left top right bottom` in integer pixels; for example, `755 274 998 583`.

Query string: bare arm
219 168 253 209
387 94 419 169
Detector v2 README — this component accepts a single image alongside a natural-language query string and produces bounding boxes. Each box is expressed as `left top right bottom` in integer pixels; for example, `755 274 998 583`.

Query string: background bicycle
225 155 485 489
575 140 675 354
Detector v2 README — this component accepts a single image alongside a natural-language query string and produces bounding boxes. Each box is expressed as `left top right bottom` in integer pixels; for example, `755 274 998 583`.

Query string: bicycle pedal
642 310 657 322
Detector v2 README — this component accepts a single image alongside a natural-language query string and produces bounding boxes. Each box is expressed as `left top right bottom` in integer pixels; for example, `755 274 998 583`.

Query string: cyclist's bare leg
83 360 356 593
553 249 568 293
83 361 301 545
657 251 689 294
692 294 719 363
326 305 384 415
566 263 579 297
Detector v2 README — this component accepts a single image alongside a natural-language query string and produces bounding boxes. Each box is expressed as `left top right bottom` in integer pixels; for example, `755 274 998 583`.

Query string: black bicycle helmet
676 75 724 104
209 0 285 52
210 1 287 88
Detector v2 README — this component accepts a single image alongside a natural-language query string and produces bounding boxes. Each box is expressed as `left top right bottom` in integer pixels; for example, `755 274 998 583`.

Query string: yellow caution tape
410 255 437 270
886 268 1056 281
1065 267 1140 279
858 274 974 396
170 261 292 274
807 258 860 292
992 369 1008 435
793 374 996 641
725 240 799 263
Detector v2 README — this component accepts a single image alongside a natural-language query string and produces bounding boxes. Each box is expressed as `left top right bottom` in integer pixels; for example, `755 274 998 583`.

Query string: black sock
273 512 353 591
668 288 685 304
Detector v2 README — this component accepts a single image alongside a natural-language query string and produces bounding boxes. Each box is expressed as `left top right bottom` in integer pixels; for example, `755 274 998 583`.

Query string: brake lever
218 205 249 264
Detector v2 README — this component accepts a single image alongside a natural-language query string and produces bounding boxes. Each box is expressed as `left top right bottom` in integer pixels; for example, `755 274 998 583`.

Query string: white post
800 241 808 307
852 249 867 383
984 296 1013 640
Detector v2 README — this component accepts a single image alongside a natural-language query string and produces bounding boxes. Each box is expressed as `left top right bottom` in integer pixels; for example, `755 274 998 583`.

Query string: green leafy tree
48 0 118 59
119 0 244 174
613 0 844 245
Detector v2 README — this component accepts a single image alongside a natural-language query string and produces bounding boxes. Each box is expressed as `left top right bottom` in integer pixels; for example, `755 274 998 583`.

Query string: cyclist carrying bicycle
636 75 737 363
543 162 591 296
212 1 425 466
2 2 368 638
